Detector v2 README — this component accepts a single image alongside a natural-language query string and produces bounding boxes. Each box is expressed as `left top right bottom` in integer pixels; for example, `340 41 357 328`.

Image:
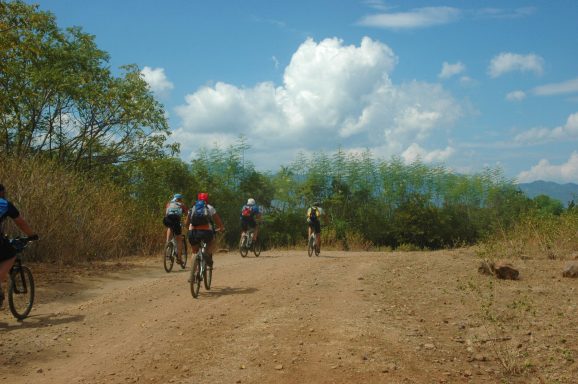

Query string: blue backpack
189 200 210 226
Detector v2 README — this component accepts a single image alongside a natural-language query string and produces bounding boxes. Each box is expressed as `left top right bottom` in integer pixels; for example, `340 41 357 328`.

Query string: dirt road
1 249 577 384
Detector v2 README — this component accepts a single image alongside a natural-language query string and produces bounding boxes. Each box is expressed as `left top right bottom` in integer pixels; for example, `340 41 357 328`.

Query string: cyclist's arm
212 213 225 232
13 215 35 237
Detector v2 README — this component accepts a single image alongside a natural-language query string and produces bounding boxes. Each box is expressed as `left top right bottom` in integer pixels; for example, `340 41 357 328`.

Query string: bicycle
164 231 188 273
239 228 261 258
189 239 212 298
4 237 37 320
308 232 320 257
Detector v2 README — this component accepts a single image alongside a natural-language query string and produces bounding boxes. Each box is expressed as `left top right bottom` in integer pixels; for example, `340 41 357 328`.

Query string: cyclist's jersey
0 198 19 231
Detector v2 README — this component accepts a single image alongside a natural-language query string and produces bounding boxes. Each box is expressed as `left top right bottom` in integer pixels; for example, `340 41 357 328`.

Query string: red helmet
198 192 208 202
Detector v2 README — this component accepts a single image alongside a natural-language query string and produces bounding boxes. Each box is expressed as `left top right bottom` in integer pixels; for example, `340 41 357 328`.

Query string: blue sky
27 0 578 183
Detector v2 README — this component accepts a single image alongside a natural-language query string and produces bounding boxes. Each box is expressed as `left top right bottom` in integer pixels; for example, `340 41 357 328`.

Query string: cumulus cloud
174 37 462 169
514 112 578 143
532 77 578 96
488 53 544 78
401 143 455 164
141 66 174 96
517 151 578 183
357 6 461 29
506 90 526 102
438 61 465 79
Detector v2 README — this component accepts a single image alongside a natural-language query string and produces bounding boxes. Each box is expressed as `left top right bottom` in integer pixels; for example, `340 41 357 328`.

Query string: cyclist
306 201 324 251
163 193 188 265
0 184 38 307
185 192 225 268
240 198 262 245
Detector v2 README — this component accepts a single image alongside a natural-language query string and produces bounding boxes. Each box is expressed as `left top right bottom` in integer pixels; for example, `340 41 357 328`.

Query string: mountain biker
307 202 324 251
185 192 225 268
0 184 38 307
240 198 262 244
163 193 188 265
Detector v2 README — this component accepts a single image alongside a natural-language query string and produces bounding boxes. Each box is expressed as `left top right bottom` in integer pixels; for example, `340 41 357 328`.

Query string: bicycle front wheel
164 242 175 273
253 238 262 257
203 256 212 290
190 256 201 298
240 237 248 257
8 266 35 320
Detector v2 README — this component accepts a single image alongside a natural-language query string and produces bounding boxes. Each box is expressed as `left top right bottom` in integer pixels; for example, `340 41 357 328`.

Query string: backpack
241 204 255 218
165 201 183 216
189 200 210 226
308 206 318 220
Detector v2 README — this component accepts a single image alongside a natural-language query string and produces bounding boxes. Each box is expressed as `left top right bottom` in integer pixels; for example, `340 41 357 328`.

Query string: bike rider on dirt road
185 193 225 268
307 201 324 251
0 184 38 307
240 198 262 244
163 193 188 266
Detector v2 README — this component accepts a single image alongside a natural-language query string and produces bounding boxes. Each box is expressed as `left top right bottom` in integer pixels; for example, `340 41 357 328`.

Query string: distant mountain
517 181 578 206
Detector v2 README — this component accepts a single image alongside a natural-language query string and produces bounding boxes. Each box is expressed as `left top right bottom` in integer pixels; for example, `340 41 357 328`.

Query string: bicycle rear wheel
164 241 175 273
8 266 35 320
190 256 201 298
253 238 262 257
239 236 248 257
203 255 212 290
308 235 314 257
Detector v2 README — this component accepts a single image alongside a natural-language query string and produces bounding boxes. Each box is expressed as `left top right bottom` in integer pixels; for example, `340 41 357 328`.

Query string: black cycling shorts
188 229 214 246
0 237 17 262
308 219 321 234
163 214 182 236
240 216 257 231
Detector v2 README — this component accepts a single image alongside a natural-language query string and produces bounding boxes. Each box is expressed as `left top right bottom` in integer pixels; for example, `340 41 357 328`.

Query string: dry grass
1 155 160 263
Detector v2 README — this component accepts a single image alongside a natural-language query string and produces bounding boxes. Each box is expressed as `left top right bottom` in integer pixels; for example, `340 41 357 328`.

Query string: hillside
517 180 578 206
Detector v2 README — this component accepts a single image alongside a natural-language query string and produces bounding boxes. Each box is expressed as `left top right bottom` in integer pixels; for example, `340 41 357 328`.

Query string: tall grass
1 155 160 263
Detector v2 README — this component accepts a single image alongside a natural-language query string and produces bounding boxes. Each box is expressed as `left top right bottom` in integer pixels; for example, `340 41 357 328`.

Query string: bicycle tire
180 238 188 269
315 244 320 256
203 256 212 290
239 236 248 257
308 235 314 257
164 241 175 273
8 265 35 320
190 256 201 298
253 238 262 257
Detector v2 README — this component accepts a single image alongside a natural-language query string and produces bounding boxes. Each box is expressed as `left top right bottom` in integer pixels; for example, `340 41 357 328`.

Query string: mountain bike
189 239 212 298
239 228 261 258
164 232 188 273
4 237 37 320
308 232 320 257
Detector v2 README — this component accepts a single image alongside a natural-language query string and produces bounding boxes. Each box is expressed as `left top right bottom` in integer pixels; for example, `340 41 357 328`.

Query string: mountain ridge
517 180 578 206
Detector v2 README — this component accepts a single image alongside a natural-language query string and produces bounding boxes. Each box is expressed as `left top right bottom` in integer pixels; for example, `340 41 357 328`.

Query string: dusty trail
1 249 577 384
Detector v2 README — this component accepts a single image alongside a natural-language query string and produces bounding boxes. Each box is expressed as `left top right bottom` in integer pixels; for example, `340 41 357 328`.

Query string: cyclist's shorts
308 219 321 234
163 214 182 236
188 229 214 246
0 237 17 262
240 216 257 231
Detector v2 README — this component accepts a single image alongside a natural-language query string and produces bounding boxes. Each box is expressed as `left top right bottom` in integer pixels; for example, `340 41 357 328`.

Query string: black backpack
189 200 210 226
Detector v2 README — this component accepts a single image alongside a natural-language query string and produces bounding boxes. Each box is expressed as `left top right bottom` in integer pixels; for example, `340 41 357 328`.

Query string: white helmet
247 198 256 205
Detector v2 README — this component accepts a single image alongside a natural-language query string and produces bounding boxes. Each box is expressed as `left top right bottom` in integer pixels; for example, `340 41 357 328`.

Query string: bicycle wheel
190 256 201 298
253 238 262 257
203 257 212 290
239 236 248 257
164 241 175 273
180 239 188 269
307 235 314 257
8 266 35 320
315 243 320 256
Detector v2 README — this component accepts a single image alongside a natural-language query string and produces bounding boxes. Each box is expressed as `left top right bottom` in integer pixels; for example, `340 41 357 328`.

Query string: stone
493 261 519 280
562 261 578 278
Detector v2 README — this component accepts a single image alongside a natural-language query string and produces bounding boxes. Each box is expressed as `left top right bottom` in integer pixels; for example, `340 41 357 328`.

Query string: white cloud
141 66 174 96
358 6 461 29
174 37 462 170
488 53 544 78
514 112 578 143
532 77 578 96
438 61 465 79
401 143 455 164
506 90 526 102
517 151 578 183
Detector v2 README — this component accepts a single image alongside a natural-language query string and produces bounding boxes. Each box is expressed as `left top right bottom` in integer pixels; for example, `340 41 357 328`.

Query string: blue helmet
173 193 183 201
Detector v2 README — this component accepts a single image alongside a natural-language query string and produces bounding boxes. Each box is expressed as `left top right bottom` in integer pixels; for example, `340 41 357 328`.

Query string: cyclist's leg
173 222 183 259
314 221 321 248
204 231 216 267
252 220 259 241
188 230 200 255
